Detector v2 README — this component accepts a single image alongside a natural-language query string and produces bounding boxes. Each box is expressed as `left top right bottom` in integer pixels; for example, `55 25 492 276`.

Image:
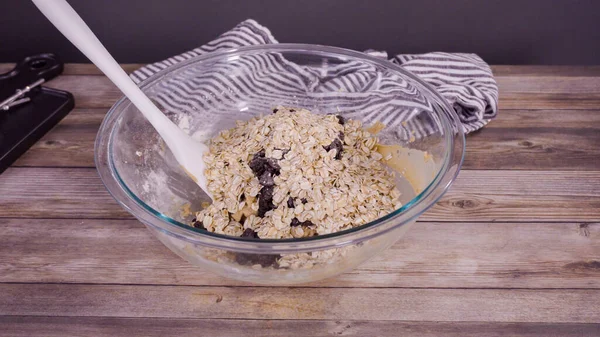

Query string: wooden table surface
0 64 599 336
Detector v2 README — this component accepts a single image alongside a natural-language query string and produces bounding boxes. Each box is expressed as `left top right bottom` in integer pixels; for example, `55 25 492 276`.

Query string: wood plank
496 76 600 110
483 109 600 129
35 73 600 110
467 110 600 170
497 77 600 94
3 63 600 77
0 63 145 76
467 128 600 170
491 65 600 77
44 75 123 109
1 317 598 337
1 284 598 323
444 171 600 197
0 167 131 219
1 168 599 221
10 109 600 170
1 219 598 289
427 194 600 222
5 63 600 110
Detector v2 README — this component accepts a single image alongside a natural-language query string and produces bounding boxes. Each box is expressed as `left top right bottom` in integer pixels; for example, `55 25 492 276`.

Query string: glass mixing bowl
95 44 464 285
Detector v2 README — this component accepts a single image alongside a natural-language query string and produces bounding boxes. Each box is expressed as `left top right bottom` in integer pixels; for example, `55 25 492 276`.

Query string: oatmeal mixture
191 107 402 242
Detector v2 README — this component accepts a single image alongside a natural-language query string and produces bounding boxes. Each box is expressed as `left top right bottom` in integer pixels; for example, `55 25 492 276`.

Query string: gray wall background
2 0 599 65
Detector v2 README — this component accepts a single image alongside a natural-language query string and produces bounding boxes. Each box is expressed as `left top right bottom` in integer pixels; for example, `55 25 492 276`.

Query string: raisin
287 197 295 208
257 185 275 217
273 108 279 113
235 253 279 267
259 172 275 186
336 115 345 125
241 228 259 238
301 198 308 204
290 109 296 112
323 138 343 160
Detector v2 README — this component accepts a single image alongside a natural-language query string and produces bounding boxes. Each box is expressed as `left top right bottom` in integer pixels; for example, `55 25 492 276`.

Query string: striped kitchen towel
130 19 498 135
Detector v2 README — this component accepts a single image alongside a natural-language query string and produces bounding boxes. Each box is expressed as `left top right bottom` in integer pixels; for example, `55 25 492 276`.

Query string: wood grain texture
1 65 599 334
1 219 598 289
467 129 600 170
496 76 600 109
484 110 600 129
491 65 600 77
0 168 131 219
1 284 599 323
2 317 599 337
1 168 598 221
3 63 600 77
0 63 145 76
11 109 600 170
469 110 600 170
44 75 122 109
26 73 600 110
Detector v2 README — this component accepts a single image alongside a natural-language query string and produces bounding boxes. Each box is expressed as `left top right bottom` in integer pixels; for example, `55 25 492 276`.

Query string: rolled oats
191 107 402 268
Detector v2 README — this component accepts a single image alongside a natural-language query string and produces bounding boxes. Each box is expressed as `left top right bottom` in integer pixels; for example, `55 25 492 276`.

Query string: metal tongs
0 78 45 111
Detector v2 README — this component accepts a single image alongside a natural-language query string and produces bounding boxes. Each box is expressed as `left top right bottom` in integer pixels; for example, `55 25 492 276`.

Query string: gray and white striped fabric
131 19 498 135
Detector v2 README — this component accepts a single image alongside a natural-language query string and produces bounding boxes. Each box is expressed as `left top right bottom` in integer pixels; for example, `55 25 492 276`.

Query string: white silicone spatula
32 0 211 198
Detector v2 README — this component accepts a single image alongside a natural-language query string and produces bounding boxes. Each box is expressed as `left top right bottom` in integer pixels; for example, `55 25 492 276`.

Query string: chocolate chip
301 220 315 227
290 217 314 227
234 252 279 267
265 158 281 176
249 150 281 177
290 109 295 112
249 150 266 175
336 115 345 125
273 108 279 113
257 185 275 217
301 198 308 204
259 172 275 186
275 148 291 157
323 138 343 160
287 197 295 208
241 228 259 238
192 220 205 230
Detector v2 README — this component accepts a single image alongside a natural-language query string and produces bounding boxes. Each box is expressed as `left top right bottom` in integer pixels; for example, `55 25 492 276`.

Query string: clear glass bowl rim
95 43 465 253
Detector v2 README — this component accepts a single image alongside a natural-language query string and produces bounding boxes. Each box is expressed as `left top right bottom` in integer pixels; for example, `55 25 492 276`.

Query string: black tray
0 54 75 173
